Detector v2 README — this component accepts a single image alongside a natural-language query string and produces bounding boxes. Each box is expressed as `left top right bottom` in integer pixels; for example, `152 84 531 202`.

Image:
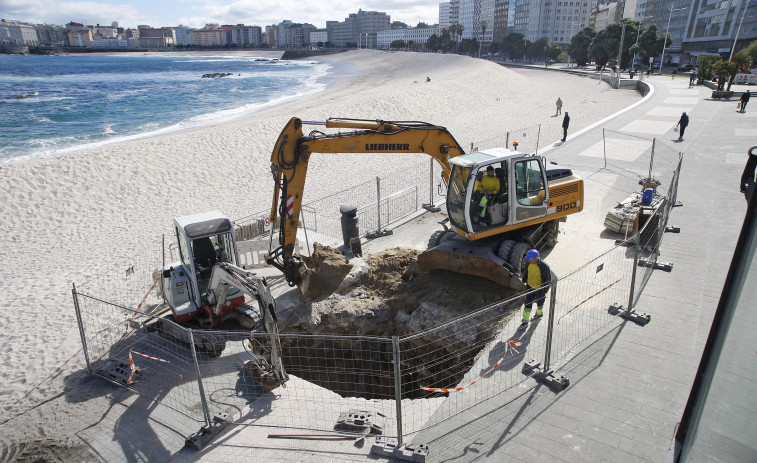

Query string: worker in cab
474 165 500 224
518 249 553 331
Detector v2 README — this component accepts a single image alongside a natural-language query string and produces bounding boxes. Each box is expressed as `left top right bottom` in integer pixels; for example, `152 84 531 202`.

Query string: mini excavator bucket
417 236 527 292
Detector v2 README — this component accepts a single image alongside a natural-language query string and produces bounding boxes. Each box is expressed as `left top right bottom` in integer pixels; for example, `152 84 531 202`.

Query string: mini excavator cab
161 211 244 324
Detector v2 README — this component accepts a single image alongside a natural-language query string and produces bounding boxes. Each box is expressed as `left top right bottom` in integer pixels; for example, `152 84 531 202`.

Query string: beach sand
0 50 640 448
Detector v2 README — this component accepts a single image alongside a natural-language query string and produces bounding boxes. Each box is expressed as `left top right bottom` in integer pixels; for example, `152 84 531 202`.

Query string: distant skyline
1 0 442 30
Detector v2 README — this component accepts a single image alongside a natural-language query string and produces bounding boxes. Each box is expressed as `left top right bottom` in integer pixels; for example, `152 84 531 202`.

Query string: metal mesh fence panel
549 244 633 366
73 293 209 424
357 187 419 234
397 295 526 435
194 330 400 436
506 124 541 155
602 129 655 181
468 125 541 154
301 159 440 241
76 240 165 316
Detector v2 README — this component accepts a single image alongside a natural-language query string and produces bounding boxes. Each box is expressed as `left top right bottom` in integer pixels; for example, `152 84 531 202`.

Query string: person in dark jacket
739 91 750 112
676 112 689 141
561 112 570 142
517 249 553 331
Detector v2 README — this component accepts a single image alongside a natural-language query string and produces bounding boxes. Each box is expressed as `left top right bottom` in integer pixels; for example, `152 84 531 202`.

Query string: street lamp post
660 5 687 73
728 0 751 63
632 15 653 69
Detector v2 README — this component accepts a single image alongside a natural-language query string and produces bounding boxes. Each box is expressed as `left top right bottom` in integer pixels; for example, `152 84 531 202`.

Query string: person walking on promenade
672 68 677 79
676 112 689 141
739 91 751 112
555 97 563 115
689 71 696 86
517 249 553 331
561 112 570 142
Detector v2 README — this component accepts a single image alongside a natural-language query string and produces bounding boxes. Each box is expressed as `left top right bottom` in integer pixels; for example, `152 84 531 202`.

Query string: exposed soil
277 245 523 399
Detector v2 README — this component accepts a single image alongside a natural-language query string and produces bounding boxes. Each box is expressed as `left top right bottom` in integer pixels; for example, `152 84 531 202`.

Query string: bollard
340 205 359 248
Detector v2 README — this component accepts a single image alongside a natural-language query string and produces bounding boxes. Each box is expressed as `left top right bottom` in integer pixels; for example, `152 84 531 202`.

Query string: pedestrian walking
689 71 696 86
517 249 553 331
561 112 570 142
676 112 689 141
672 68 677 79
555 97 563 115
739 91 751 112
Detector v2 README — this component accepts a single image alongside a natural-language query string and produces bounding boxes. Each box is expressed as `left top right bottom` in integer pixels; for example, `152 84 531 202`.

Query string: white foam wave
1 61 336 164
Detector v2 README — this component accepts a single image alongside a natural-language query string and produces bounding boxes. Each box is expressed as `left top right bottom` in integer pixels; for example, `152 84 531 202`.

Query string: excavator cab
162 211 243 323
446 149 549 237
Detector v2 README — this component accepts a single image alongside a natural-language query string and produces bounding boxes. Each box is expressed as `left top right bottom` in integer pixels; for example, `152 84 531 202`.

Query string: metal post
162 234 165 269
72 283 92 374
506 131 510 150
300 208 312 256
729 1 749 63
628 240 640 311
603 129 607 169
522 279 569 390
649 138 656 181
428 158 434 207
535 124 541 156
542 281 558 371
189 329 212 427
376 177 382 233
392 336 404 445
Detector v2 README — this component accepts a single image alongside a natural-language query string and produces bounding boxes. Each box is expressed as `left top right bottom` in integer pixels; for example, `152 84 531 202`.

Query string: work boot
517 321 528 331
532 312 543 321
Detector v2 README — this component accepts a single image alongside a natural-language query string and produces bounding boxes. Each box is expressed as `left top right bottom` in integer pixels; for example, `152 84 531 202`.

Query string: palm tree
449 23 463 52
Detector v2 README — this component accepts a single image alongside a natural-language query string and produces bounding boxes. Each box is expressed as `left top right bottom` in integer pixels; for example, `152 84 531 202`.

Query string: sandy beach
0 50 641 447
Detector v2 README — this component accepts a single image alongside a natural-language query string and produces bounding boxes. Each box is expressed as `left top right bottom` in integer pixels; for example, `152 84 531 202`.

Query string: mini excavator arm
265 117 465 288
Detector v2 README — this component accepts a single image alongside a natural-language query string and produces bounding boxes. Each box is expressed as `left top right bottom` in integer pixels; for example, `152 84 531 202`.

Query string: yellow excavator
265 117 583 296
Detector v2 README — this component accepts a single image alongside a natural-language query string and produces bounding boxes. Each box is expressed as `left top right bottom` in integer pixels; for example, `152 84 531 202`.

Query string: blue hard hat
525 249 540 261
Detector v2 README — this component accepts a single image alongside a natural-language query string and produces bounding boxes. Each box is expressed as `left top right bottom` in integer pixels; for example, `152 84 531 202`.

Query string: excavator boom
265 117 583 298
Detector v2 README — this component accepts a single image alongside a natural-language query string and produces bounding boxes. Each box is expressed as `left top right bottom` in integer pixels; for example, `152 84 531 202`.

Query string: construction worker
474 165 500 224
517 249 553 331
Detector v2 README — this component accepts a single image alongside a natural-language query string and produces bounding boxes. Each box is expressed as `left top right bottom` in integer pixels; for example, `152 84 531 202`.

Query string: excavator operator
474 165 500 225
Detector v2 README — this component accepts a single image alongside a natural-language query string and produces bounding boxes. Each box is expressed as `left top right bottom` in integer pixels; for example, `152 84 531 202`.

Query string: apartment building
310 30 329 46
509 0 592 45
377 26 442 48
329 9 390 48
681 0 757 64
0 19 40 45
227 24 263 46
65 22 92 47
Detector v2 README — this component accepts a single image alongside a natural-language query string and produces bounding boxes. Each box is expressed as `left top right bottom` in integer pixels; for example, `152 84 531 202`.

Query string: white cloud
1 0 440 29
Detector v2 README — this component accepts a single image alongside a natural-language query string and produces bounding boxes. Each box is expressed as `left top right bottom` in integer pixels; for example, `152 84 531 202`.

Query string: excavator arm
266 117 465 287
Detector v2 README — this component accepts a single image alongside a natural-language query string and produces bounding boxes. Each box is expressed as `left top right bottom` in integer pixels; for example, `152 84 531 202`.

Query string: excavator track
417 235 527 291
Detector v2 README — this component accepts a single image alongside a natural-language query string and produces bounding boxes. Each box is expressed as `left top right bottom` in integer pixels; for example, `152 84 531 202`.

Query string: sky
1 0 442 29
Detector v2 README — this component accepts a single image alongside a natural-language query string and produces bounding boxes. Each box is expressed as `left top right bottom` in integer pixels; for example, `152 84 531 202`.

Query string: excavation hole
276 247 522 399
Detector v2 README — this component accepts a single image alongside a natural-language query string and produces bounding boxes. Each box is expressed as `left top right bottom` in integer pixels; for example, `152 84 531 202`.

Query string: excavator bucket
417 236 527 292
298 243 353 302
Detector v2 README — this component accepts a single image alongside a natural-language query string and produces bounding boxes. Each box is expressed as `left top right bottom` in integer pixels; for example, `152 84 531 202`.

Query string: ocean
0 53 336 164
